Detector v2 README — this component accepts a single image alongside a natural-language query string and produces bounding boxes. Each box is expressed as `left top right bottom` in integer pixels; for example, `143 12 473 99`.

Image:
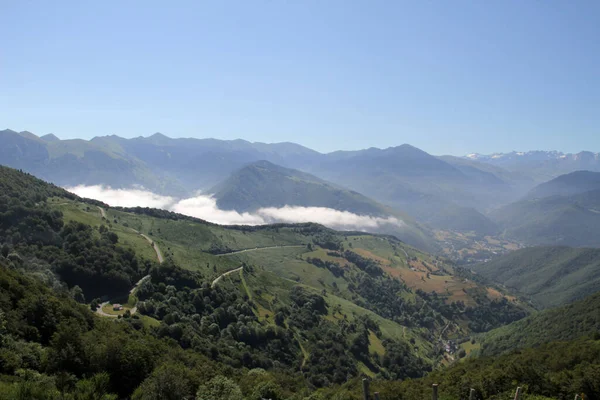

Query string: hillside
477 291 600 356
527 170 600 199
0 165 532 394
471 246 600 309
386 337 600 400
490 189 600 247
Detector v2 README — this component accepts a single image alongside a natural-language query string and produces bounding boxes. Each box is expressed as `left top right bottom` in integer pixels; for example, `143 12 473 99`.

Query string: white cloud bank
66 185 404 231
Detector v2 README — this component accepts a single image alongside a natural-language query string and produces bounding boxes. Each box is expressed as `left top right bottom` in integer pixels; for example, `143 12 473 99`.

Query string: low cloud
172 196 266 225
257 206 404 231
67 185 175 209
66 185 404 232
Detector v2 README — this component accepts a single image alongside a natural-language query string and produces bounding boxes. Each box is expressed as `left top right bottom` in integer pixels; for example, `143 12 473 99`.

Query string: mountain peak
41 133 60 142
18 131 40 141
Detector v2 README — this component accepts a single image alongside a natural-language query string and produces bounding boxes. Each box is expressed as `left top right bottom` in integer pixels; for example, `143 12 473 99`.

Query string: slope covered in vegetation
472 246 600 308
0 165 532 398
476 291 600 357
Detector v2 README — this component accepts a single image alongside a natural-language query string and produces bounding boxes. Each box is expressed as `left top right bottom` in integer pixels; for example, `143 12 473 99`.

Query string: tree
196 375 243 400
72 373 117 400
70 285 86 304
1 243 9 258
132 363 193 400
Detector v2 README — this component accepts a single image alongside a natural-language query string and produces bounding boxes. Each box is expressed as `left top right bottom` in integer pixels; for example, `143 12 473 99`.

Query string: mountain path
95 228 163 318
215 245 304 256
97 206 107 219
139 233 164 263
211 267 244 288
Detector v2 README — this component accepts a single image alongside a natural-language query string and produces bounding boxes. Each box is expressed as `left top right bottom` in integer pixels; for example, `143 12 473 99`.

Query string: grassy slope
490 191 600 247
46 194 527 373
472 246 600 309
478 291 600 356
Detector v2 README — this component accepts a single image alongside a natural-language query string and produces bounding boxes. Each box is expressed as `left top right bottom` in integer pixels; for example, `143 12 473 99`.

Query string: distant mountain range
464 151 600 182
2 128 599 247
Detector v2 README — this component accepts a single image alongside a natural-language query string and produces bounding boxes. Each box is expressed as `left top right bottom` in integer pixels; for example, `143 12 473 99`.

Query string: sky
1 1 599 155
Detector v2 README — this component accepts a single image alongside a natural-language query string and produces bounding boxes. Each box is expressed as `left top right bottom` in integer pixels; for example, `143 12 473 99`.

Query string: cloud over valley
66 185 405 232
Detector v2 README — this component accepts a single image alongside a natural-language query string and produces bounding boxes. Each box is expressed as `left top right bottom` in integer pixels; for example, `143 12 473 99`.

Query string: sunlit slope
471 246 600 309
55 197 528 341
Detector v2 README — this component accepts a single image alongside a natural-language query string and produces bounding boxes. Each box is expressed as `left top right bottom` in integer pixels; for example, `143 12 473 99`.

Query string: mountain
210 160 436 251
465 150 600 183
526 170 600 199
0 129 535 236
40 133 61 142
490 187 600 247
0 128 184 195
302 145 504 234
478 291 600 356
90 133 322 192
212 160 395 215
471 246 600 308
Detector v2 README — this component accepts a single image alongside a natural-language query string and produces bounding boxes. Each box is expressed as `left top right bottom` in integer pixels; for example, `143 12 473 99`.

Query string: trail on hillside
95 228 163 318
215 245 304 256
97 206 107 219
211 266 244 288
140 233 164 263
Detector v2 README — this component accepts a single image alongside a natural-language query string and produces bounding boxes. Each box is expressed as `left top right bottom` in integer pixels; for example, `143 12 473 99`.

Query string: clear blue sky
1 1 599 155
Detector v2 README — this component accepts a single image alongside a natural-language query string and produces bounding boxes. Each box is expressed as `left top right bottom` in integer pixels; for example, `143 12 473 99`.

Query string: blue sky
1 1 599 155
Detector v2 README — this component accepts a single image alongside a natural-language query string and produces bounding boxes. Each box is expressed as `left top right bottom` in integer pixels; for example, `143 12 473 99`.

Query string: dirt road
140 234 164 263
215 245 304 256
211 266 244 288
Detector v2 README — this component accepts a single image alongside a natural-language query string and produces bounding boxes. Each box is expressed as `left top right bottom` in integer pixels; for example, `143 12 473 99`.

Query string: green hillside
527 170 600 199
0 165 534 397
477 291 600 356
472 246 600 308
372 337 600 400
490 190 600 247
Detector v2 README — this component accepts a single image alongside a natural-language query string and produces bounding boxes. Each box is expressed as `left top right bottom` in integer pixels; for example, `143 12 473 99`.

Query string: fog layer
66 185 404 231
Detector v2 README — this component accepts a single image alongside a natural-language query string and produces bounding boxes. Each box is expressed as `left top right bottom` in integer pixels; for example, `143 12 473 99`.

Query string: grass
368 330 386 356
460 339 481 357
139 315 161 329
101 303 130 316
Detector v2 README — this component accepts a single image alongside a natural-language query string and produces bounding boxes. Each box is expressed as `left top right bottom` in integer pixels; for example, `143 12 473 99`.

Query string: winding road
211 266 244 288
215 245 304 256
94 212 164 318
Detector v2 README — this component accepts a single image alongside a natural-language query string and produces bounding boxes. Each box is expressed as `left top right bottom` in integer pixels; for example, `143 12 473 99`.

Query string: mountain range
465 150 600 182
3 128 600 250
